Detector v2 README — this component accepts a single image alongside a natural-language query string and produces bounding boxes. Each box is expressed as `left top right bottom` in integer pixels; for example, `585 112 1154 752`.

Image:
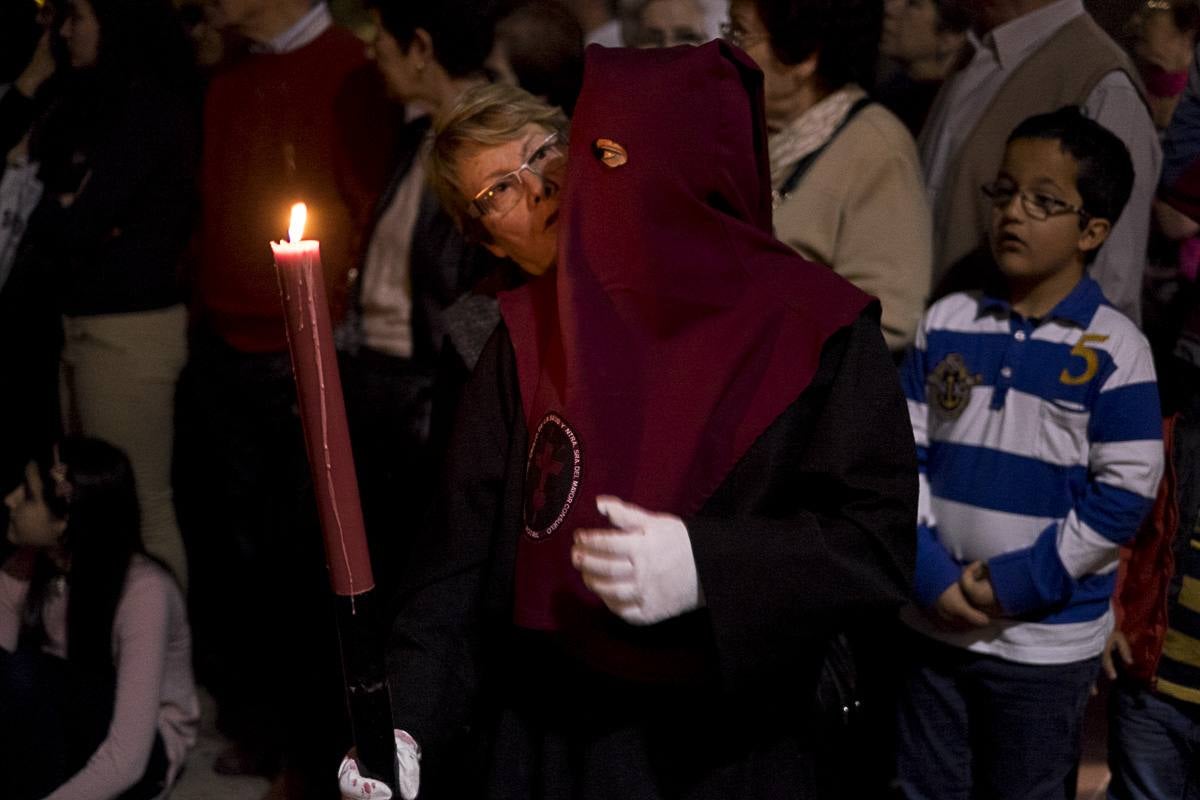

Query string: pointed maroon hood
499 42 872 672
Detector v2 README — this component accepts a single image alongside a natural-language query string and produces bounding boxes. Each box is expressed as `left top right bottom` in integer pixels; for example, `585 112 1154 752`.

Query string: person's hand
337 730 419 800
959 561 1003 617
1154 198 1200 241
16 31 55 99
571 496 702 626
927 581 990 631
1102 629 1133 681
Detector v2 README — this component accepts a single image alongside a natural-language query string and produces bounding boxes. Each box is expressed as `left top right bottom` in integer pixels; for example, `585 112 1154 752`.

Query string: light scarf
768 84 866 191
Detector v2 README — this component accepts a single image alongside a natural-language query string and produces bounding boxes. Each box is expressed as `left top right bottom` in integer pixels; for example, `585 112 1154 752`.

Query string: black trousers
429 635 828 800
0 647 168 800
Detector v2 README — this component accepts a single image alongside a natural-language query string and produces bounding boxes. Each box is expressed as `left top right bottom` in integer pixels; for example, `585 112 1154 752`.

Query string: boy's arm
900 329 961 609
987 335 1164 617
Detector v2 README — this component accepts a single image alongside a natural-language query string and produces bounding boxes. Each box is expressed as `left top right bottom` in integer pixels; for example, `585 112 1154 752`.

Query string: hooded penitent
498 41 872 677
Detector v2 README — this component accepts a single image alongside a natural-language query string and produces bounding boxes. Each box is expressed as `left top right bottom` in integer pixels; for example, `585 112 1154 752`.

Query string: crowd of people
1 0 1199 799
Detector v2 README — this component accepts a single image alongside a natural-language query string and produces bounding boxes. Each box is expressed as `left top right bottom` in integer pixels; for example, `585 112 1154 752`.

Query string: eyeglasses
719 20 768 50
469 132 566 219
981 181 1091 222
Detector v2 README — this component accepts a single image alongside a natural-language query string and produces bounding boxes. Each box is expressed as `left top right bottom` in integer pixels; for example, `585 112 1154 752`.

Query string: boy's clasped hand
930 562 1003 631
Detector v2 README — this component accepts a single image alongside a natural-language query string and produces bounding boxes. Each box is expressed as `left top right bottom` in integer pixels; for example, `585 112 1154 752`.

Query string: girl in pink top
0 437 198 800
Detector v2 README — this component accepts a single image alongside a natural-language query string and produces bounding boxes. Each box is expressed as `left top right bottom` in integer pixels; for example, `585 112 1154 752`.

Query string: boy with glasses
895 106 1164 799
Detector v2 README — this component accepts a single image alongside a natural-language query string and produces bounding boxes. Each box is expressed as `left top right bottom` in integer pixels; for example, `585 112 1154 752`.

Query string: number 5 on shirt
1060 334 1109 386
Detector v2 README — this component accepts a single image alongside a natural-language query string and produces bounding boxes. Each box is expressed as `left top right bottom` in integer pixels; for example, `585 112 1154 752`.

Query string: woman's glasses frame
469 132 566 219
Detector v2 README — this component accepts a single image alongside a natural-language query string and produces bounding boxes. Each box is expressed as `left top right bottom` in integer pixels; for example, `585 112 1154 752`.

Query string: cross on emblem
530 438 564 513
524 412 582 540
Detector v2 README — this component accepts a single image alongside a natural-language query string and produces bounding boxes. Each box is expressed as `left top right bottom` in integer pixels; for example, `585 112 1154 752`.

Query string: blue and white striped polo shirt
900 277 1163 664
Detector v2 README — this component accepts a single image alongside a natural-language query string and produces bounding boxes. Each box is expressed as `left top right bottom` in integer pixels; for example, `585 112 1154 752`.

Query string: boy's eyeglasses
470 132 566 219
981 181 1091 223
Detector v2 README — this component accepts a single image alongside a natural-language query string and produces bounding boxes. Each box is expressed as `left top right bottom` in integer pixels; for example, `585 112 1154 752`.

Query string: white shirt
252 1 333 54
360 144 428 358
920 0 1161 324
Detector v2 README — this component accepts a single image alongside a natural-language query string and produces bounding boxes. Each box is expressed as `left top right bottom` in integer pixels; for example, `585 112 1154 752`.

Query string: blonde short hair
428 82 569 243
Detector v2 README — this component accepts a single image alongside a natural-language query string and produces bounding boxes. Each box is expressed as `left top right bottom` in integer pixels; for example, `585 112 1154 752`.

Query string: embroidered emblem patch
524 413 583 541
927 353 982 420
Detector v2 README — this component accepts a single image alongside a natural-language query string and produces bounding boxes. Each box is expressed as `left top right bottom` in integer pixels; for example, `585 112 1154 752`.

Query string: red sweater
196 27 391 352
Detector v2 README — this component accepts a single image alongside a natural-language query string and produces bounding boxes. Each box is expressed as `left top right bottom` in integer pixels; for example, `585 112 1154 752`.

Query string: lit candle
271 203 374 597
271 205 396 793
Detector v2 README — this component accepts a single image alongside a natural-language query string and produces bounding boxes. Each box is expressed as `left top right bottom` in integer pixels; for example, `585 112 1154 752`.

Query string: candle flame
289 203 307 243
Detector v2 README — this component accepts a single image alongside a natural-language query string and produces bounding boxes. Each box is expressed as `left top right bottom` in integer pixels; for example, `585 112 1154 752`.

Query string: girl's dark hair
0 0 43 83
936 0 971 34
366 0 498 78
20 437 145 675
753 0 882 91
77 0 196 87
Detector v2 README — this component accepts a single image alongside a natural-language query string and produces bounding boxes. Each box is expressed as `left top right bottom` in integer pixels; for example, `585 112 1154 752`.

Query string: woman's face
880 0 941 64
367 11 423 102
726 0 811 131
1136 11 1196 128
60 0 101 69
1136 10 1196 74
5 462 66 549
457 124 565 276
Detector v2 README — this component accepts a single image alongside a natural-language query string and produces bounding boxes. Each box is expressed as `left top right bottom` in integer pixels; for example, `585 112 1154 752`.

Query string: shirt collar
980 275 1104 328
252 2 332 54
981 0 1084 71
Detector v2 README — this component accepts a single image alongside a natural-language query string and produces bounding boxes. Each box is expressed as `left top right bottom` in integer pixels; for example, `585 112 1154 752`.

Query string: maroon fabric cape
498 42 872 674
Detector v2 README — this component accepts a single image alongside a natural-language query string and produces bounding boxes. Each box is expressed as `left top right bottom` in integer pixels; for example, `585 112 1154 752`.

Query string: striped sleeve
902 329 960 608
989 324 1163 616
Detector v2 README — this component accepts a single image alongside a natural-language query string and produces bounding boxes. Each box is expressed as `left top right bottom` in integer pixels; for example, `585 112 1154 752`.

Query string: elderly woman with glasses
427 82 569 279
340 42 915 800
406 83 569 472
724 0 932 356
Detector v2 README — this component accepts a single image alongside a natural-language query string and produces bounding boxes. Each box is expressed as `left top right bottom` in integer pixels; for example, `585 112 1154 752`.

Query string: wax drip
301 255 358 609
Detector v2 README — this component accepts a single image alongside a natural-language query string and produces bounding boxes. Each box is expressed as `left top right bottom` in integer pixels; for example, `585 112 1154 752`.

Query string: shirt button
1014 330 1026 342
1000 366 1013 379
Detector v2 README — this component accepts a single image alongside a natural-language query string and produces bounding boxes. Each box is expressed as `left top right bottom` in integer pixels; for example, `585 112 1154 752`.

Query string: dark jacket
386 310 917 798
18 75 197 316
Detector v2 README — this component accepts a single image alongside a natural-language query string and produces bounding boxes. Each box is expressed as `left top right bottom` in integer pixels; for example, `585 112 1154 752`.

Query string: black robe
385 309 917 799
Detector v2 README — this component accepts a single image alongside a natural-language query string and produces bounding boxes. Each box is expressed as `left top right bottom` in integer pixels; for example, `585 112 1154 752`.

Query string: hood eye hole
593 139 628 168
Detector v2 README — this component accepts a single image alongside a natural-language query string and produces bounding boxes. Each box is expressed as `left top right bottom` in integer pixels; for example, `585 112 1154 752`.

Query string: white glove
571 496 703 625
338 729 420 800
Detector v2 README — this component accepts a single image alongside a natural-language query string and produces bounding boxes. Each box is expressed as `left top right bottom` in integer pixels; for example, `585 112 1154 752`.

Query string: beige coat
772 104 932 352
